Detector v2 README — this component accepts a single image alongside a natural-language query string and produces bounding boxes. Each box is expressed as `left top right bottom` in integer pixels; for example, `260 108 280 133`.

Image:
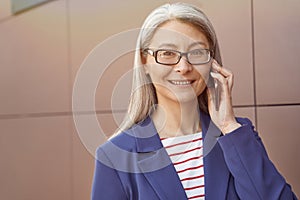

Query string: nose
173 56 192 74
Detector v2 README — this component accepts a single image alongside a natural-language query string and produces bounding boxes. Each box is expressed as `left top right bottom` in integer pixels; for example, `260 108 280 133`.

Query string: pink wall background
0 0 299 199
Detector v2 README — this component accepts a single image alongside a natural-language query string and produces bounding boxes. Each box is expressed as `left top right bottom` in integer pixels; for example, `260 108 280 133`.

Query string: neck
151 98 201 138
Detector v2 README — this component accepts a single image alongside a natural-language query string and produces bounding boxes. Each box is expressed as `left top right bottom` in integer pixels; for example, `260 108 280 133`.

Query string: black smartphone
207 69 220 111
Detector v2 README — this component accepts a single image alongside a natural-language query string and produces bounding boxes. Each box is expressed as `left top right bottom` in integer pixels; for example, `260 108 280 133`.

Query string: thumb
206 87 214 105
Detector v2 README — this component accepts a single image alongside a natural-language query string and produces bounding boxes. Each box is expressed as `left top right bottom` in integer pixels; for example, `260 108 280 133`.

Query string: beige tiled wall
0 0 299 199
0 116 72 199
0 0 70 115
0 0 11 20
257 106 300 196
254 0 300 104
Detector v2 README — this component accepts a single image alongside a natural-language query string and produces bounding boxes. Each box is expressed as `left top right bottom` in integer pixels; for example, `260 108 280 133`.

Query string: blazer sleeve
91 147 128 200
217 118 298 200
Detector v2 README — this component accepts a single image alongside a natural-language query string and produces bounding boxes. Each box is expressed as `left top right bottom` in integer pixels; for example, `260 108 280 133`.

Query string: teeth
170 80 192 85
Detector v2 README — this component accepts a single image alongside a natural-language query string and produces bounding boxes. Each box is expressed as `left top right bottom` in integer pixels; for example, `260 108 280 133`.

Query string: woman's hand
207 59 241 134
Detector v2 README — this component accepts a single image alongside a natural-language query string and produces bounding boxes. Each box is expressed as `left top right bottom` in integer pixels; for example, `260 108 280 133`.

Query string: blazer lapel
133 113 231 199
138 150 188 199
200 112 230 199
133 117 187 199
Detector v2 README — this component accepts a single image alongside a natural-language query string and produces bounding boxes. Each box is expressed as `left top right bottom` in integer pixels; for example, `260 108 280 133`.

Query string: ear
144 64 149 75
140 50 147 65
140 51 149 74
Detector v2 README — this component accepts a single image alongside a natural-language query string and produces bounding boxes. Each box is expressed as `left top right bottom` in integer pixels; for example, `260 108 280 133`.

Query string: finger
206 87 215 110
207 86 213 102
212 60 232 78
211 60 234 91
210 72 231 97
227 73 234 92
210 71 227 85
222 68 234 91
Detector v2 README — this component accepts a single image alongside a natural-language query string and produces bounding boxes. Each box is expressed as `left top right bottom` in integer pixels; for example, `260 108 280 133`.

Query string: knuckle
223 79 228 85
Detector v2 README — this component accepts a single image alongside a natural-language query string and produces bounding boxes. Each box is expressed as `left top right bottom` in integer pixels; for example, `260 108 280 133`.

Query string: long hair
111 2 222 137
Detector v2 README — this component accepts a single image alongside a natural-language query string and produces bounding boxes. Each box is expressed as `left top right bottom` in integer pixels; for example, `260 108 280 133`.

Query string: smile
169 80 194 85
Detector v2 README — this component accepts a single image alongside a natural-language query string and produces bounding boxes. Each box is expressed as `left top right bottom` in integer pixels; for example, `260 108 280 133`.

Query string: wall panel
254 0 300 104
0 0 11 20
0 0 69 115
0 116 72 200
257 106 300 197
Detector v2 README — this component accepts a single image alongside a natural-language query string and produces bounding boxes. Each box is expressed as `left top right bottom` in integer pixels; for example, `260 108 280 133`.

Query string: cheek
195 80 207 96
146 64 172 82
194 64 211 96
195 65 211 83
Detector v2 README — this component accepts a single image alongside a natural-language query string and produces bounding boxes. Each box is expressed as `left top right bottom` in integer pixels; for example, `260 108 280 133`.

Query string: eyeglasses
143 48 212 65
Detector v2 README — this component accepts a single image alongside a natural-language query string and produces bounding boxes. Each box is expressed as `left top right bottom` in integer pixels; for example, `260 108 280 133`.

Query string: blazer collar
132 111 230 199
131 116 163 153
132 111 218 152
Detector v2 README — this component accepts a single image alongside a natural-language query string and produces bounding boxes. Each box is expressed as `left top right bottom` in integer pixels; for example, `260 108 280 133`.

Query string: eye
159 50 177 57
189 49 205 57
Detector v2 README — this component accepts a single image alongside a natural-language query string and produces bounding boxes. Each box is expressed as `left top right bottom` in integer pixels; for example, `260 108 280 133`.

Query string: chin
168 93 199 104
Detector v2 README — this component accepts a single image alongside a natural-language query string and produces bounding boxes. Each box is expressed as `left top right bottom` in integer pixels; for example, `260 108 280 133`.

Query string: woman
91 3 297 200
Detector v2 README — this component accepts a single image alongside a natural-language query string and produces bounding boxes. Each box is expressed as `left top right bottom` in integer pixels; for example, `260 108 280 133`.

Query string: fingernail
212 62 219 70
210 72 217 77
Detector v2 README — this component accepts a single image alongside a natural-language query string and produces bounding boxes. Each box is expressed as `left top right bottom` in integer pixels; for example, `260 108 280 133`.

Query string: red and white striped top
161 132 205 200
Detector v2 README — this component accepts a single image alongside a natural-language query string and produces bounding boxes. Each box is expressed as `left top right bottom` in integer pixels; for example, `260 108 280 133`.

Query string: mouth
168 80 195 85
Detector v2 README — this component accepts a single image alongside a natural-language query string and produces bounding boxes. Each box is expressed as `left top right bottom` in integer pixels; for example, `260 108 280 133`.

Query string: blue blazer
91 112 297 199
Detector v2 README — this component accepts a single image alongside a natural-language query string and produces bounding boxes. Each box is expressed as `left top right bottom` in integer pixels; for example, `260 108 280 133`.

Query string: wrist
221 121 241 134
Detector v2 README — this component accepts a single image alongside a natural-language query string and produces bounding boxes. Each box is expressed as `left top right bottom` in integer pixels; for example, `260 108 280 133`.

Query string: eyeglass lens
156 49 210 65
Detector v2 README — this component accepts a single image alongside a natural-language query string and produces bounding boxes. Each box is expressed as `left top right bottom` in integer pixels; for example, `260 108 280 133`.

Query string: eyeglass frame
143 48 213 65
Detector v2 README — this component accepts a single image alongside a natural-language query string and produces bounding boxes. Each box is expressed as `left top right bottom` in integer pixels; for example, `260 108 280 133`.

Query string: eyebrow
157 41 208 49
158 43 178 49
189 41 208 49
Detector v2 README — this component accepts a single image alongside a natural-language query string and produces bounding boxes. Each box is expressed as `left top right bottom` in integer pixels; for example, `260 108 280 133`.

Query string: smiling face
144 20 212 104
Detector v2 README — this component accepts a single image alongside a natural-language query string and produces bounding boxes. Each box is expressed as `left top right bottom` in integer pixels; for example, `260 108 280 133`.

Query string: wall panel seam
250 0 258 127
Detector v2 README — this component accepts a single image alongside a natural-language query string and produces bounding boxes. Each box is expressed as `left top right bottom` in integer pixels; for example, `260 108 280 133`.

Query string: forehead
149 20 209 49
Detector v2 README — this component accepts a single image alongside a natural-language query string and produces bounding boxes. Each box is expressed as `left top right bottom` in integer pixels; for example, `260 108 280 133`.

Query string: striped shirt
161 132 205 200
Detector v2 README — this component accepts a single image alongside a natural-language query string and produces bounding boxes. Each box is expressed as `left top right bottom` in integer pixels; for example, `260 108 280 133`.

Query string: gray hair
112 2 222 137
